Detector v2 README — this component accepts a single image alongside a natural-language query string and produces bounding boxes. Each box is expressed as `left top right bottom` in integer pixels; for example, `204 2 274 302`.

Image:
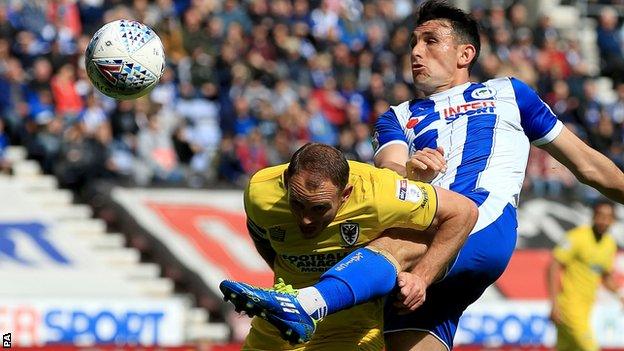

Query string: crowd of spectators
0 0 623 202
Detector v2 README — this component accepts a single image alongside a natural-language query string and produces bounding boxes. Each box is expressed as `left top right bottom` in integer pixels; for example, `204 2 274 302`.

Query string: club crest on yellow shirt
340 222 359 246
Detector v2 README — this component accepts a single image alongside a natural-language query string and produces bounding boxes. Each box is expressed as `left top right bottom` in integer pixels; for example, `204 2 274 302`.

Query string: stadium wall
0 172 195 348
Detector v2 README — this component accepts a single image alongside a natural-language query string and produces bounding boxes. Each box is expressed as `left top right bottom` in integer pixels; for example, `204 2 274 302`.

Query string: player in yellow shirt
222 143 477 350
548 200 624 351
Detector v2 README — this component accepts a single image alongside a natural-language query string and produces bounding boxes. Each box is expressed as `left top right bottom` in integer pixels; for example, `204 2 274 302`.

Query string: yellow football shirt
553 225 617 351
243 161 438 351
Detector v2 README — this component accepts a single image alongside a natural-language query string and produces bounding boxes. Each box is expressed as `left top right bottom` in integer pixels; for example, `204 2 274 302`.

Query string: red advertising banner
146 202 273 286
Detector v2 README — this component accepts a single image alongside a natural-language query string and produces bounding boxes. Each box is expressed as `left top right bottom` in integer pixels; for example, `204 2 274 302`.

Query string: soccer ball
85 20 165 100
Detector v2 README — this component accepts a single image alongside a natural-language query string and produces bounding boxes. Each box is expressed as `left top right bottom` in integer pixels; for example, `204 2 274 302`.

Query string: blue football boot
220 278 317 344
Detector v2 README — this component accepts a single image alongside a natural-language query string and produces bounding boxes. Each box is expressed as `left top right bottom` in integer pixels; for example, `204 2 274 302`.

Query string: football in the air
85 19 165 100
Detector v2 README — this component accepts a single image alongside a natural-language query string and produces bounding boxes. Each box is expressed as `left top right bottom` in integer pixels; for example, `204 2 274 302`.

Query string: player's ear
341 184 353 202
458 44 476 69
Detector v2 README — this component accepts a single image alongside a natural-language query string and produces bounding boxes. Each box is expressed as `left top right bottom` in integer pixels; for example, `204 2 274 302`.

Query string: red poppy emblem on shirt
406 117 421 129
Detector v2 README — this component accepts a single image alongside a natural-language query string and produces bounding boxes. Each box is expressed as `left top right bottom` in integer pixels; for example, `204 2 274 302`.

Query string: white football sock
297 287 327 320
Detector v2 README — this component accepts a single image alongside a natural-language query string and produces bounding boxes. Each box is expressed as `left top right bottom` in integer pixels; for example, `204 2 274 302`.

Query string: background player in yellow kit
229 143 477 350
548 200 624 351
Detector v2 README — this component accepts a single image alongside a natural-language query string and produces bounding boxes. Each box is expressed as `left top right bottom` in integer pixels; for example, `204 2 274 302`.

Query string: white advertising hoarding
456 300 624 347
0 298 187 346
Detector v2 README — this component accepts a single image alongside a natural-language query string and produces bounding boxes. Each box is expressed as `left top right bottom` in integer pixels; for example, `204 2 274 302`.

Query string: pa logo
340 222 359 246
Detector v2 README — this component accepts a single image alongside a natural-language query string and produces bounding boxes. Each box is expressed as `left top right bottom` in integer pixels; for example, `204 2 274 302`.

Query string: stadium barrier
456 300 624 347
1 298 186 346
94 186 271 339
0 148 224 346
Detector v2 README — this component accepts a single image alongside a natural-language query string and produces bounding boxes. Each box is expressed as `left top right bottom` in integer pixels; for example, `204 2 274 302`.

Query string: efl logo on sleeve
396 179 408 200
396 180 423 204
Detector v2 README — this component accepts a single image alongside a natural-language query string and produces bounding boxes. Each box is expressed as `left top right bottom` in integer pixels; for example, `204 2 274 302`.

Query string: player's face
287 171 351 238
410 20 470 95
592 204 615 235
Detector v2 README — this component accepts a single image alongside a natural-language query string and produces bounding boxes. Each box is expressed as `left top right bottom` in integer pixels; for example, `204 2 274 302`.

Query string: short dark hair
415 0 481 71
287 143 350 191
592 198 615 213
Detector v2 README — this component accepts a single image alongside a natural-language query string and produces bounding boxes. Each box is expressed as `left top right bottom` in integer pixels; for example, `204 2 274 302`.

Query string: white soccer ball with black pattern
85 19 165 100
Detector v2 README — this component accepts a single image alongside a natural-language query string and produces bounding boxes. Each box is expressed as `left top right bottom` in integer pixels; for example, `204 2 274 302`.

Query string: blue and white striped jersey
373 77 563 233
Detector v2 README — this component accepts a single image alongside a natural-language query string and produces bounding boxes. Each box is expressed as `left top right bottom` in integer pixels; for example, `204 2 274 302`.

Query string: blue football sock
313 247 398 315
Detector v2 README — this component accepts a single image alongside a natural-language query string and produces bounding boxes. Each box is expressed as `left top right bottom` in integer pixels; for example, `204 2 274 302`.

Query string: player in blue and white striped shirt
373 1 624 350
219 2 624 350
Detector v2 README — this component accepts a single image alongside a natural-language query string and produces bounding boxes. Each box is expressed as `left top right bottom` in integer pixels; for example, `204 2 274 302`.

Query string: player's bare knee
368 228 430 271
367 235 396 255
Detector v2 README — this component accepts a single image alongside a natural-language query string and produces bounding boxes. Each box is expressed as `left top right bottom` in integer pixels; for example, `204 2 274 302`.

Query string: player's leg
242 316 382 351
556 318 598 351
243 317 298 351
385 331 448 351
555 322 577 351
297 227 430 319
574 321 599 351
219 229 430 343
384 203 517 350
368 227 432 270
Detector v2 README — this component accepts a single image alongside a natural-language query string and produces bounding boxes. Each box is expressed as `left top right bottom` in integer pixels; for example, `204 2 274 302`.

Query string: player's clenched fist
393 271 427 314
406 147 447 182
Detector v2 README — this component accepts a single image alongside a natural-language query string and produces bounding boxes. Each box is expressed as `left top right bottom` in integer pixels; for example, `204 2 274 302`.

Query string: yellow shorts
555 321 597 351
242 317 384 351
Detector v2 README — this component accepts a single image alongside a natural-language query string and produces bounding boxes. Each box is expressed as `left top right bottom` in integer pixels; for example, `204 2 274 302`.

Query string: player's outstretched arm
405 147 447 182
388 186 477 312
374 142 447 183
412 186 477 284
374 143 409 177
541 126 624 204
